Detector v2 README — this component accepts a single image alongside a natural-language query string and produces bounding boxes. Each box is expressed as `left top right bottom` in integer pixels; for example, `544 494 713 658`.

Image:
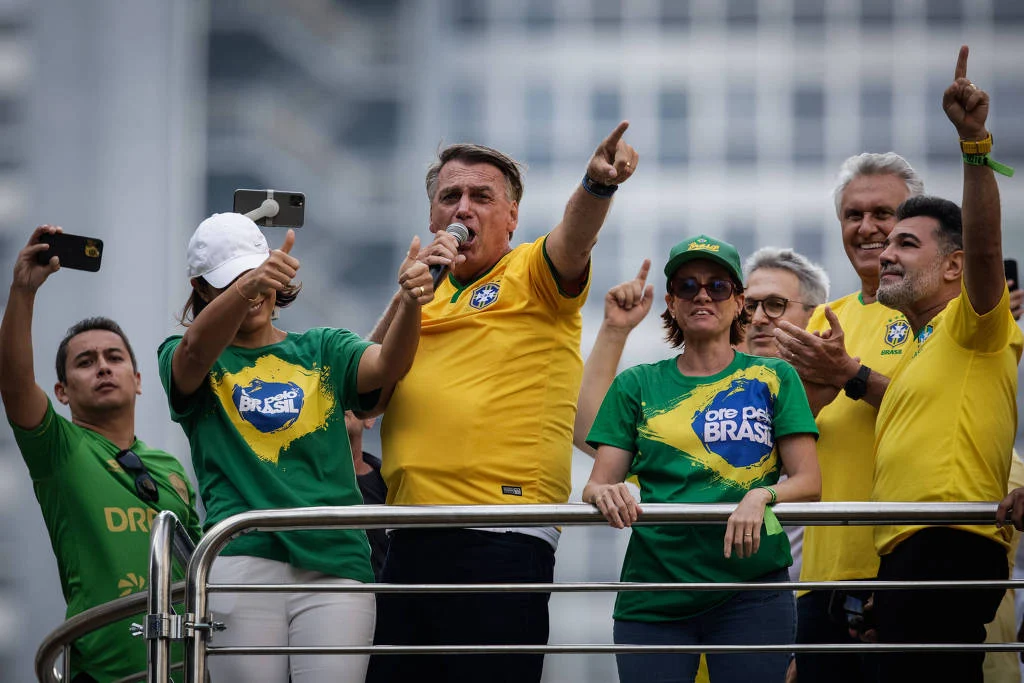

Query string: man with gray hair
773 151 923 683
742 247 830 360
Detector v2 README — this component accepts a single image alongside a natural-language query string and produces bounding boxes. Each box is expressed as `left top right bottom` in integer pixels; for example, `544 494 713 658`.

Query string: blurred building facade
2 1 1024 681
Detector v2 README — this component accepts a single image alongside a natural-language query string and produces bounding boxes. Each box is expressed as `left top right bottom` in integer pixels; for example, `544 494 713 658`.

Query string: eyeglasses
115 449 160 503
669 277 737 302
743 296 808 320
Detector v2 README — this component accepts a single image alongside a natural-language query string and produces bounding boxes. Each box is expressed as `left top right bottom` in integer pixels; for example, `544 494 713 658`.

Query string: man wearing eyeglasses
0 225 202 683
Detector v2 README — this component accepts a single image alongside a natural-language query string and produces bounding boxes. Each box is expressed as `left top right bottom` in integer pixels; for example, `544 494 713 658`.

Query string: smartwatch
843 364 871 401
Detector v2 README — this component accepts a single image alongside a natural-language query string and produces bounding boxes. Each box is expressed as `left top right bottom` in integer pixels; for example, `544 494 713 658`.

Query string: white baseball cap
187 213 270 289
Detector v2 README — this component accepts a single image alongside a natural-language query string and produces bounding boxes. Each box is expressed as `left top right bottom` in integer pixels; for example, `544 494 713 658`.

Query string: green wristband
763 506 784 536
963 152 1015 178
757 485 777 505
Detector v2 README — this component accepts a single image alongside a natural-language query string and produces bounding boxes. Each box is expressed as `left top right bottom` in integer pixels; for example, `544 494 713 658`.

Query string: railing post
147 511 176 683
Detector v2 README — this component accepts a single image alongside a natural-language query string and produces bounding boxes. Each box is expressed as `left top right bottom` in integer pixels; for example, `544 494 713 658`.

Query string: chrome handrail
34 502 1023 682
34 584 186 683
183 501 1012 682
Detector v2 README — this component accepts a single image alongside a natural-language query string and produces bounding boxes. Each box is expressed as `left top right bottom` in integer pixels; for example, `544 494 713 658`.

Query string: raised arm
545 121 638 292
355 236 432 406
944 45 1006 315
171 230 299 396
0 225 63 428
574 259 654 454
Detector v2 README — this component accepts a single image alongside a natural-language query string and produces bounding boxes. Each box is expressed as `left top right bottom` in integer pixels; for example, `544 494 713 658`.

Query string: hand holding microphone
427 222 470 288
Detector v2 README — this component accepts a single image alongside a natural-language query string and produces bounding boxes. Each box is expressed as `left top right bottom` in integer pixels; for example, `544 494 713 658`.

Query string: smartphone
1005 259 1019 291
233 189 305 228
34 232 104 272
827 590 873 632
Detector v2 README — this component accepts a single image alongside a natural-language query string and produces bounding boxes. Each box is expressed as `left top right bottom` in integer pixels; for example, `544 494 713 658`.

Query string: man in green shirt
0 224 202 683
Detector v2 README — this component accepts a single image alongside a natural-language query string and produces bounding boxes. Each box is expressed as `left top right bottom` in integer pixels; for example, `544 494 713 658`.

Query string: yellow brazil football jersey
381 235 588 506
800 292 912 585
873 284 1022 555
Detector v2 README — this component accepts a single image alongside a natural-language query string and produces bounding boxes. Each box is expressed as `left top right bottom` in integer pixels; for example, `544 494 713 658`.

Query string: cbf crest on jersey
883 318 910 349
469 282 500 310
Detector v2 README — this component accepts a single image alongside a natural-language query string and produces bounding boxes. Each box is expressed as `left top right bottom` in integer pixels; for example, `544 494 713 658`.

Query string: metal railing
35 502 1024 682
34 512 195 683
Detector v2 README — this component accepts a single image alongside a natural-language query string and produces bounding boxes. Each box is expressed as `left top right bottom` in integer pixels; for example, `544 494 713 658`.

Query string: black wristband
843 364 871 401
582 173 618 198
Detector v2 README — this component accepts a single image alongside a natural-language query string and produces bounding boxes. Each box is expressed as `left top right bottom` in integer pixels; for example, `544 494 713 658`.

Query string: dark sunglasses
669 277 737 302
115 449 159 503
743 296 808 320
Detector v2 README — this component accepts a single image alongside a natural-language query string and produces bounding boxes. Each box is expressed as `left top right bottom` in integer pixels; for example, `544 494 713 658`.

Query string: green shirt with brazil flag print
587 351 817 622
158 327 376 583
10 400 201 683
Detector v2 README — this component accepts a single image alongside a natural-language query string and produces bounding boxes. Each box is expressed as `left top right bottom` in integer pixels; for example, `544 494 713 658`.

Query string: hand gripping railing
34 511 195 683
180 501 1024 683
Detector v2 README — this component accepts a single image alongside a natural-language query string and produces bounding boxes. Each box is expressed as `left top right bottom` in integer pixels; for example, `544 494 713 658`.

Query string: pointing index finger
602 120 630 151
954 44 969 82
635 258 651 284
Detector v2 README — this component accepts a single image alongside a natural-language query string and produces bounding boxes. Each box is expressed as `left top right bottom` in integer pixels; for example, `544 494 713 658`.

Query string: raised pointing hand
586 120 639 186
942 45 989 139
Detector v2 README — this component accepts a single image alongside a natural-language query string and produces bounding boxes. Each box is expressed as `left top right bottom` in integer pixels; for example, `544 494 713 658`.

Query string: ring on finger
415 285 424 297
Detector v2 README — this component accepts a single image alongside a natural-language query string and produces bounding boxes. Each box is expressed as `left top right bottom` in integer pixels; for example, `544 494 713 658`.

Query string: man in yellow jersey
365 124 638 683
774 154 922 681
804 47 1017 683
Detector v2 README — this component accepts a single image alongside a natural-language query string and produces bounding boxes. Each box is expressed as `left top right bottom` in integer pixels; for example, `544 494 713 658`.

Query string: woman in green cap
583 234 821 683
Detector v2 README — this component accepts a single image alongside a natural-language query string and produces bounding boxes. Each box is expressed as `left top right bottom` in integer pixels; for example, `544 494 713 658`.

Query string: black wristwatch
843 364 872 401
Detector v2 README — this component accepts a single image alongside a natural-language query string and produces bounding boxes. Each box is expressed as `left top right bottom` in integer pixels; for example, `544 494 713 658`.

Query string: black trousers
366 528 555 683
873 527 1006 683
796 589 880 683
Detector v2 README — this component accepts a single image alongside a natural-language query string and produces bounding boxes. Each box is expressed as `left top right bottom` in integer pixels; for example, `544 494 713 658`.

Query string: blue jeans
614 568 795 683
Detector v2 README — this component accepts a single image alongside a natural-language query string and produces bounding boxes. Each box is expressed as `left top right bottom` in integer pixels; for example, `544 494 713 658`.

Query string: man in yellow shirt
774 156 922 683
366 125 638 683
867 47 1018 683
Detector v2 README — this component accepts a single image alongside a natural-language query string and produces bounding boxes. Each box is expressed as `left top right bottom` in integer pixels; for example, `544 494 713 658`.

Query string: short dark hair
659 278 749 348
179 276 301 325
896 195 963 255
56 317 137 384
425 143 525 204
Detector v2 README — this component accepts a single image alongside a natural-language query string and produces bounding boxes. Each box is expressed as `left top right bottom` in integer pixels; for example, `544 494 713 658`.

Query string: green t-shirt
587 352 818 622
10 400 201 683
158 327 376 582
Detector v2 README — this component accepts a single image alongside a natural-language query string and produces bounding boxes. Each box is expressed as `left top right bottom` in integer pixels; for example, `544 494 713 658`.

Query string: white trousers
207 555 375 683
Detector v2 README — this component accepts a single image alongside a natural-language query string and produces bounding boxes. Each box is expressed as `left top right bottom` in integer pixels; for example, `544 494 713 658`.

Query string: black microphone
429 222 470 288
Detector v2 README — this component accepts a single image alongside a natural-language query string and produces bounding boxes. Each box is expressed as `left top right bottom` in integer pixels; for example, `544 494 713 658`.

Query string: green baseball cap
664 234 744 284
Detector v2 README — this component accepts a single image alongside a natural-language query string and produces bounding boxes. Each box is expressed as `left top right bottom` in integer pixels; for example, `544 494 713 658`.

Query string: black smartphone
233 189 305 228
35 232 104 272
1005 258 1019 291
827 590 873 632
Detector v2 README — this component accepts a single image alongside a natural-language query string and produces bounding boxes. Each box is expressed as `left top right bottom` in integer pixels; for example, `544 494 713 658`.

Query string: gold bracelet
960 134 993 155
234 280 262 304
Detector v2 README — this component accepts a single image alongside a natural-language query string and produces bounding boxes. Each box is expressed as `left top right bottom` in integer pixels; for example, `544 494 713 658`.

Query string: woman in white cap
582 234 821 683
157 213 432 683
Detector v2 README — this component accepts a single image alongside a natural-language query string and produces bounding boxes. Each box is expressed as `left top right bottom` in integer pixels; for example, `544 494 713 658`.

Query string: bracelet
582 173 618 199
960 134 993 155
234 280 262 304
963 152 1015 178
757 485 777 505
